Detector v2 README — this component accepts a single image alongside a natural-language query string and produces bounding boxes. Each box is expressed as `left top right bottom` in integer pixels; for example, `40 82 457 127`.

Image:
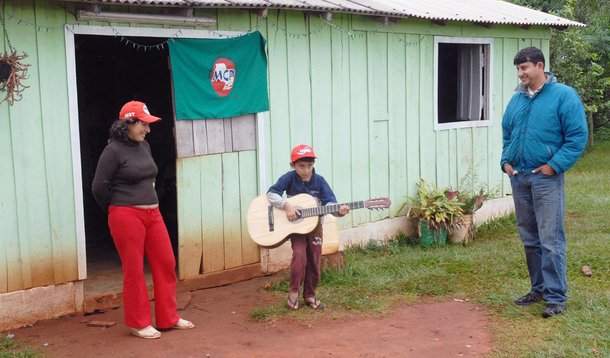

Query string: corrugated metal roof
62 0 585 27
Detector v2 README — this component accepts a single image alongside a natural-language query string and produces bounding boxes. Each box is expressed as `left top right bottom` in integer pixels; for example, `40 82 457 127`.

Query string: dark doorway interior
75 34 177 296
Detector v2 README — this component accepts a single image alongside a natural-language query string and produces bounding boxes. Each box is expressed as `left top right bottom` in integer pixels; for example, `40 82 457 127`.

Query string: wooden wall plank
201 155 225 273
0 1 14 293
531 38 542 52
222 153 243 269
501 38 520 195
309 16 333 184
6 0 52 288
264 10 291 182
192 120 207 156
35 0 79 285
180 116 257 158
489 38 506 196
405 34 422 201
253 15 273 192
0 61 17 292
367 32 389 222
457 128 474 181
205 119 226 154
349 31 370 226
223 118 233 152
387 33 408 218
472 126 489 189
231 114 256 151
435 127 450 188
330 14 353 229
286 11 312 145
0 128 12 291
419 36 436 183
448 129 458 187
371 121 390 221
175 120 195 157
239 151 260 264
176 158 204 279
541 40 550 71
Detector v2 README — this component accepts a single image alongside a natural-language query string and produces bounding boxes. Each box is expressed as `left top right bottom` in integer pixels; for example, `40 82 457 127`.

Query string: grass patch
250 140 610 356
0 335 39 358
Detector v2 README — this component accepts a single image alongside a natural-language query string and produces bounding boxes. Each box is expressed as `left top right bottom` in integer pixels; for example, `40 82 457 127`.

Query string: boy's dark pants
289 224 323 299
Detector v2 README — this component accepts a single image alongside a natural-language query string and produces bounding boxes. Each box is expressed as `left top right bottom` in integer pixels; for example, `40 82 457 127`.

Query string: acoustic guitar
246 193 391 248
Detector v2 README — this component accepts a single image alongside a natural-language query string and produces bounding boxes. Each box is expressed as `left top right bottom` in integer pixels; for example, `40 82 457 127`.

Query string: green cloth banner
168 32 269 120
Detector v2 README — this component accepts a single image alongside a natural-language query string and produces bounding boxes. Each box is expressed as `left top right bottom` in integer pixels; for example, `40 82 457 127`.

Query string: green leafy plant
397 178 463 233
445 167 498 215
445 188 486 215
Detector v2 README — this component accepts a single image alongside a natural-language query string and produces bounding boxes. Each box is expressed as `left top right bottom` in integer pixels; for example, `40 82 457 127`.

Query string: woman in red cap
92 100 194 339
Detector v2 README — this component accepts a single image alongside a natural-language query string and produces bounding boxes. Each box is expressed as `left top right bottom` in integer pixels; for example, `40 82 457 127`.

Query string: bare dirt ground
10 275 493 357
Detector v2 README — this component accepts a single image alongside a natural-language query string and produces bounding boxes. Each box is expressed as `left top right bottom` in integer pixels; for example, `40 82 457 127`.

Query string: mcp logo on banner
210 58 236 97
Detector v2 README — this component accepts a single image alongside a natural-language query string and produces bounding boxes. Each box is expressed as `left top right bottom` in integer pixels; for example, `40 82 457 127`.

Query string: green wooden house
0 0 582 330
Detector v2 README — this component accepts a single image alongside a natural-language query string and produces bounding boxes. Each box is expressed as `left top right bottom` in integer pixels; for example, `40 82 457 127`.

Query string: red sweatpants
289 224 323 300
108 205 179 329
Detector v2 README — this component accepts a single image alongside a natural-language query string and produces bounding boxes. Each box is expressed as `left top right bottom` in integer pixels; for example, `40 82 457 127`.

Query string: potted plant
444 189 486 244
445 168 497 244
397 179 463 247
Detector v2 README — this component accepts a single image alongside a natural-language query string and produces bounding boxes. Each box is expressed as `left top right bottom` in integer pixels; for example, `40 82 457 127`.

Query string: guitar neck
300 201 365 218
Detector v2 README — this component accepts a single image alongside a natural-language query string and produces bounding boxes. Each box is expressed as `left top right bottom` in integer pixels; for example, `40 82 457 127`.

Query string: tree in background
508 0 610 145
570 0 610 137
510 0 565 13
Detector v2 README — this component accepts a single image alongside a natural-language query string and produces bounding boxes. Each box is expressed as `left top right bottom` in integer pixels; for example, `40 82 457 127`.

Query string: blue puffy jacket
501 73 588 175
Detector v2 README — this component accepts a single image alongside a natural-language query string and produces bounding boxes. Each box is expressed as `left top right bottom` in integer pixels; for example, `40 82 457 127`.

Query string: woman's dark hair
514 46 545 67
109 118 139 143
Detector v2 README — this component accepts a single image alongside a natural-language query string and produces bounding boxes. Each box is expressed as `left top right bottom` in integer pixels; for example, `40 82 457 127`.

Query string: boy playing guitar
267 144 349 310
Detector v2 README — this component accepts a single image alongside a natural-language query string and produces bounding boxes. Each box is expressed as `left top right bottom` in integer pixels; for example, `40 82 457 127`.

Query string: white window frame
434 36 494 131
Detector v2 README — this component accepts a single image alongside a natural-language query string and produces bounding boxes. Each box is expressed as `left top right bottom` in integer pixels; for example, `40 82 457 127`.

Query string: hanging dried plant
0 50 30 105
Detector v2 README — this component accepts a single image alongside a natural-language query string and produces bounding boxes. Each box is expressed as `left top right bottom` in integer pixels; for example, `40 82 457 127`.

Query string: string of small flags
267 15 327 39
112 27 181 52
3 12 67 33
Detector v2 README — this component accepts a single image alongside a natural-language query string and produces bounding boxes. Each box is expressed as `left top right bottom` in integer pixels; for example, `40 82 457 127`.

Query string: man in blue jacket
501 47 588 318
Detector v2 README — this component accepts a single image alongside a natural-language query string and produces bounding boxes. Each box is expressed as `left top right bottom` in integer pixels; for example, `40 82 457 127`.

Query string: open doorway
75 34 177 307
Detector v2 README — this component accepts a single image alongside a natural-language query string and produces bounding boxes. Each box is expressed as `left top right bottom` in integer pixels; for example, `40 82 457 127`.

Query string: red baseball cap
119 101 161 123
291 144 316 163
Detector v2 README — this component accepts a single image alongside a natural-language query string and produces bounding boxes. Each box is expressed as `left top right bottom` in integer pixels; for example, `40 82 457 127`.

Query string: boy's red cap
291 144 316 163
119 101 161 123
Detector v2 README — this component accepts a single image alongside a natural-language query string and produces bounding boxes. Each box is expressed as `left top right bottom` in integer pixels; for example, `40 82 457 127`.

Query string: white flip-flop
130 325 162 339
172 318 195 330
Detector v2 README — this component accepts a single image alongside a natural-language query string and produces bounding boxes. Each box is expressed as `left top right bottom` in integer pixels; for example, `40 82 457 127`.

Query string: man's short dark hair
514 47 545 67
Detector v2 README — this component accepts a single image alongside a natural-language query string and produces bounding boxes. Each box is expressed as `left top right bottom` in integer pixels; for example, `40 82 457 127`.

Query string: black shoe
542 303 566 318
514 292 544 306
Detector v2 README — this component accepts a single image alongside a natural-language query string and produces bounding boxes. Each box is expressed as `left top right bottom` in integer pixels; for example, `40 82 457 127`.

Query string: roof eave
55 0 587 29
